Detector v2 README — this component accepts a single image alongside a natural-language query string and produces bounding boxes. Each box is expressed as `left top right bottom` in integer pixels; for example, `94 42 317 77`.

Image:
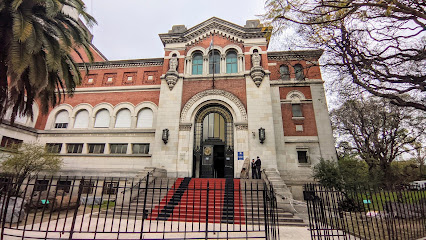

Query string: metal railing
0 175 279 240
304 183 426 240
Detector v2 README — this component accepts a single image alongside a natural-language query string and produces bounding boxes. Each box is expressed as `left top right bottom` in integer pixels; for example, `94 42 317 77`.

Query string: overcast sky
82 0 277 60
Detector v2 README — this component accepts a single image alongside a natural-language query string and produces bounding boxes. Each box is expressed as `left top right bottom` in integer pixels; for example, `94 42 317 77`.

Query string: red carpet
148 178 245 224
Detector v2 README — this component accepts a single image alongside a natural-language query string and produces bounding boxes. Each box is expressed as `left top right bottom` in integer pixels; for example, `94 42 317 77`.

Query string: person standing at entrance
251 159 257 179
255 156 262 179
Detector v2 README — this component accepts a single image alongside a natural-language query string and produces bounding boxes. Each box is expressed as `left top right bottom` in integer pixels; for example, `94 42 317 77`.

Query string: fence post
205 181 210 240
0 176 12 240
263 183 269 240
140 173 150 239
69 177 84 240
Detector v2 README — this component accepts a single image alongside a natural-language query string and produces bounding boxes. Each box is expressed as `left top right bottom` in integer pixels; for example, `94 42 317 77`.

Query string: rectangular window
46 143 62 153
132 144 150 154
57 180 72 193
67 144 83 153
102 181 119 194
88 144 105 154
54 123 68 129
292 104 303 117
35 180 50 191
297 150 309 164
0 136 23 149
81 180 94 194
110 144 128 154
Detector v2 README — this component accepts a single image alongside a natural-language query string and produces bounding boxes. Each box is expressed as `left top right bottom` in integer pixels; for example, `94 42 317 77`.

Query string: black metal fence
304 183 426 240
0 174 279 240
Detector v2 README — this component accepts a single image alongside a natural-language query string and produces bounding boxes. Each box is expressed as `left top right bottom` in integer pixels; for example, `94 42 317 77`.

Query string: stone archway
193 104 234 178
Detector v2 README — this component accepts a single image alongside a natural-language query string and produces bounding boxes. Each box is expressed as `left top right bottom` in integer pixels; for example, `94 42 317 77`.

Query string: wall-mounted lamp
162 129 169 144
259 127 265 144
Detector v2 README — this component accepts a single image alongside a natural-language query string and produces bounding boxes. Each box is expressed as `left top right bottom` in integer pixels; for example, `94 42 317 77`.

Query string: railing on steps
0 174 280 240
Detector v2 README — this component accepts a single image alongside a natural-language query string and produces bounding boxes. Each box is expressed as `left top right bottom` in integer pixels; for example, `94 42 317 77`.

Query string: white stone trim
135 101 158 129
187 46 207 56
92 103 114 129
180 89 247 123
286 90 306 103
166 50 182 58
45 104 73 130
247 46 265 54
223 45 243 54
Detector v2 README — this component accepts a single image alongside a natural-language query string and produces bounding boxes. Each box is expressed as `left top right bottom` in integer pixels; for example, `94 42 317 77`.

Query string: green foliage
0 0 97 123
312 158 344 190
1 142 62 178
338 155 369 186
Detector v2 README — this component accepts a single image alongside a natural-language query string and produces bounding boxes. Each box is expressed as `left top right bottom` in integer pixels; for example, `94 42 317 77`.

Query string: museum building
0 17 336 189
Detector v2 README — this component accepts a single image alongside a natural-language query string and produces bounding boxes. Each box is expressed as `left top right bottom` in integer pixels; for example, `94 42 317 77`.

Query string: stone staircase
100 176 305 226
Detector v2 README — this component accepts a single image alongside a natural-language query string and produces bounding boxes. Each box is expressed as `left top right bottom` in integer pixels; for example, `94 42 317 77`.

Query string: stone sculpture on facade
250 51 265 87
165 56 179 90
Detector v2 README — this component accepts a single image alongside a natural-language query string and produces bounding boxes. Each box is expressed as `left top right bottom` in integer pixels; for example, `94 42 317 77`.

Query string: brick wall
279 86 318 136
268 59 322 80
80 66 163 87
182 79 247 109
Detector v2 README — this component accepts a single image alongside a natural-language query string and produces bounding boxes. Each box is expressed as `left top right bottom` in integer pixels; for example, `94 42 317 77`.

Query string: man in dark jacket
255 156 261 179
251 159 257 179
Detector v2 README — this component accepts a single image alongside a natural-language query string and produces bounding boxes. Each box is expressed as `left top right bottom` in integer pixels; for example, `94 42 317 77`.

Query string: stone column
245 72 278 169
151 75 184 177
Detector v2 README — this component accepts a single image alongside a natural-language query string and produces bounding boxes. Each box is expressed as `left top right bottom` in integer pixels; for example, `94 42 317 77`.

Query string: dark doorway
193 104 234 178
214 145 225 178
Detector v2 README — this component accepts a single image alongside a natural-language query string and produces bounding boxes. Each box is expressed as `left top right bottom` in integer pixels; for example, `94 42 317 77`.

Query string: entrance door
194 104 234 178
201 145 214 178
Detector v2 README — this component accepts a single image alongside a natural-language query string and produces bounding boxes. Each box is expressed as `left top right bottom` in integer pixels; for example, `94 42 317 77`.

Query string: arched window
279 65 290 80
74 110 89 128
209 51 220 74
192 52 203 75
294 64 305 80
202 112 225 141
54 110 69 128
94 109 110 128
115 109 131 128
226 51 238 73
137 108 153 128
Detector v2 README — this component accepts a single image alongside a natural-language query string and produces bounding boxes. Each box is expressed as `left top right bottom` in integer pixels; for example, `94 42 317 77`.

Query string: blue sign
363 200 371 204
238 152 244 160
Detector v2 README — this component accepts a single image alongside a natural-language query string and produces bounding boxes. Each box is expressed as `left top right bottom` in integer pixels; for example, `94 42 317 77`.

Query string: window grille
110 144 128 154
132 143 150 154
88 144 105 154
67 144 83 153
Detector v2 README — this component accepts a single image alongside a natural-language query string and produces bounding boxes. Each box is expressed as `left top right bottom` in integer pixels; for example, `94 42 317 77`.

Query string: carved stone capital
165 71 179 90
250 66 265 87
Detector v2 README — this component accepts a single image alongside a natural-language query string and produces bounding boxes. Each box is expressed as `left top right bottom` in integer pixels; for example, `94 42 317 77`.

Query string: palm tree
0 0 96 123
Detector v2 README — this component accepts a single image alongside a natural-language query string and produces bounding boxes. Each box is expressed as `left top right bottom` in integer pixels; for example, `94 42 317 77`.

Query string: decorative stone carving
235 124 248 130
250 66 265 87
250 51 265 87
169 56 178 72
180 89 248 122
251 51 261 67
165 71 179 90
179 123 192 131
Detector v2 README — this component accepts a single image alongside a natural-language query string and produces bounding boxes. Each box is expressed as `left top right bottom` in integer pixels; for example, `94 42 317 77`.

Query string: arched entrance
193 104 234 178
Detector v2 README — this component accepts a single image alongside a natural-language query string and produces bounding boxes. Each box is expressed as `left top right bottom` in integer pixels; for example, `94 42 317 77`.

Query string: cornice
77 58 164 70
159 17 269 46
267 50 323 60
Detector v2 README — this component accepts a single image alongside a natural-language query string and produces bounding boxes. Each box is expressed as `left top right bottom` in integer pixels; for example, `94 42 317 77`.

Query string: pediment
159 17 270 46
